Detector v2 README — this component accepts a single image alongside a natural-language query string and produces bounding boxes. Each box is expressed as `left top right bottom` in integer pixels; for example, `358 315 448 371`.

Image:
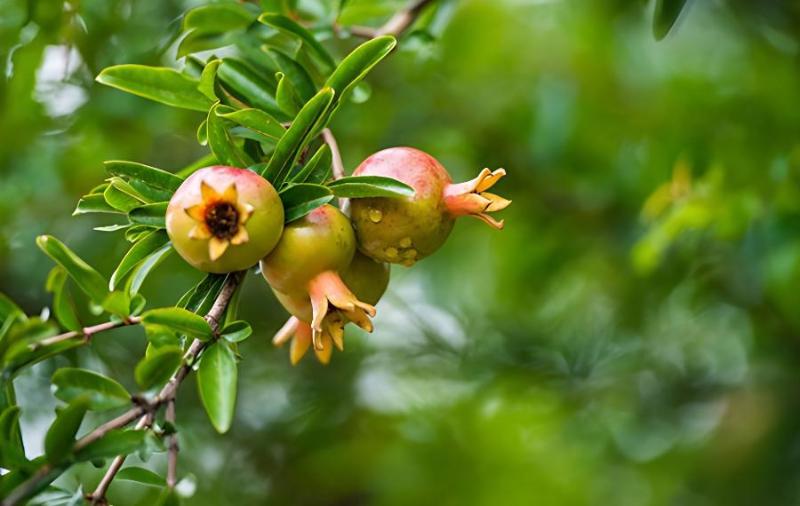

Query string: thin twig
3 272 245 506
347 0 438 38
32 317 141 350
321 128 348 211
87 416 151 505
165 400 178 488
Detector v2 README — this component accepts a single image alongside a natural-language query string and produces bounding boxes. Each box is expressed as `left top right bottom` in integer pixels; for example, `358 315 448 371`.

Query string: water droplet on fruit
403 249 417 259
368 209 383 223
399 237 412 248
384 247 398 259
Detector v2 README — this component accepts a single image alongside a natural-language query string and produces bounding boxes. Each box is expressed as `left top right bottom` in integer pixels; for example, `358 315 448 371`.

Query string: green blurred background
3 0 800 504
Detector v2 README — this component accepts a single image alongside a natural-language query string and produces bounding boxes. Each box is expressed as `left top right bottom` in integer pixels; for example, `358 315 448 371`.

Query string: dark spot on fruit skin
206 202 239 239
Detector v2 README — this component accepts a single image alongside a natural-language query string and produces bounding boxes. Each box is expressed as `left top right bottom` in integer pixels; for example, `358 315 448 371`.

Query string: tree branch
32 317 141 350
322 128 349 211
165 400 178 488
3 272 245 506
346 0 438 39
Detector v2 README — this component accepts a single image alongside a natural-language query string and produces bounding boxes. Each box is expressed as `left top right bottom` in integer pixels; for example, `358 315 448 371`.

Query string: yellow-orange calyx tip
444 168 510 228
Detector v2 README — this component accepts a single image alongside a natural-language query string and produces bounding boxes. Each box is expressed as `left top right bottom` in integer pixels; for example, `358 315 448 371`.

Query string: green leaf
126 244 173 295
104 161 183 192
75 429 147 462
217 59 284 119
45 398 89 464
102 291 131 318
268 48 316 102
134 345 183 390
280 183 334 222
45 267 81 332
261 87 335 186
73 194 122 215
198 59 222 101
258 14 336 71
216 106 285 141
155 487 181 506
36 236 109 305
0 406 25 469
275 72 301 115
116 466 166 487
51 368 130 411
110 230 170 291
221 321 252 343
207 104 251 168
177 274 227 313
184 3 256 34
104 183 142 213
653 0 689 40
290 143 331 184
325 35 396 108
327 175 414 198
197 342 237 434
142 308 213 340
129 203 168 228
96 65 214 112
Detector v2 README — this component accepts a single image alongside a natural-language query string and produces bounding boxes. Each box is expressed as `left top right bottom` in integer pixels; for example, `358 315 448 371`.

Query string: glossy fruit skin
273 251 390 322
350 147 455 265
166 166 283 273
260 204 355 293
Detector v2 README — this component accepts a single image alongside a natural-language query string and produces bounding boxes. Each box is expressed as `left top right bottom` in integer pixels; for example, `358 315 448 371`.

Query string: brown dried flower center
205 202 240 239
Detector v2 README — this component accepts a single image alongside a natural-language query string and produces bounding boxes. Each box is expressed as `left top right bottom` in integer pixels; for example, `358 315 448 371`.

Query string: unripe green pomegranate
260 205 378 364
272 251 390 364
166 166 283 273
350 147 510 265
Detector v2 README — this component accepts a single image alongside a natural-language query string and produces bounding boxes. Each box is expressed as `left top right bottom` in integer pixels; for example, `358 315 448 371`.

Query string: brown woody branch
344 0 438 39
3 272 245 506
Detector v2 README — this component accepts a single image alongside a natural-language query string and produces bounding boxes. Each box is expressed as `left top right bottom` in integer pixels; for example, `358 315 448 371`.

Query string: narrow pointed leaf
105 161 183 192
325 36 396 106
290 143 331 184
217 59 284 119
261 87 334 185
73 194 121 215
36 236 109 305
221 321 252 343
275 72 301 115
45 398 89 464
215 106 285 141
653 0 690 40
45 267 81 332
129 203 168 228
184 3 256 34
207 104 251 167
198 342 237 433
97 65 214 111
110 230 170 290
327 175 414 198
268 48 316 102
258 14 336 70
280 183 334 222
116 466 166 487
198 59 222 101
126 244 173 295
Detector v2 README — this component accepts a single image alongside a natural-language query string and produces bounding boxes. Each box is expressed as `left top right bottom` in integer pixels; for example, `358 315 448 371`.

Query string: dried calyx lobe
272 252 390 365
350 147 510 265
261 205 382 364
166 166 284 273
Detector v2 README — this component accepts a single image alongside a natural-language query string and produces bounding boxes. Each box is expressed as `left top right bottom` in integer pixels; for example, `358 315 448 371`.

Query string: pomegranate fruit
166 166 283 273
260 205 377 363
350 147 510 265
271 251 390 364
